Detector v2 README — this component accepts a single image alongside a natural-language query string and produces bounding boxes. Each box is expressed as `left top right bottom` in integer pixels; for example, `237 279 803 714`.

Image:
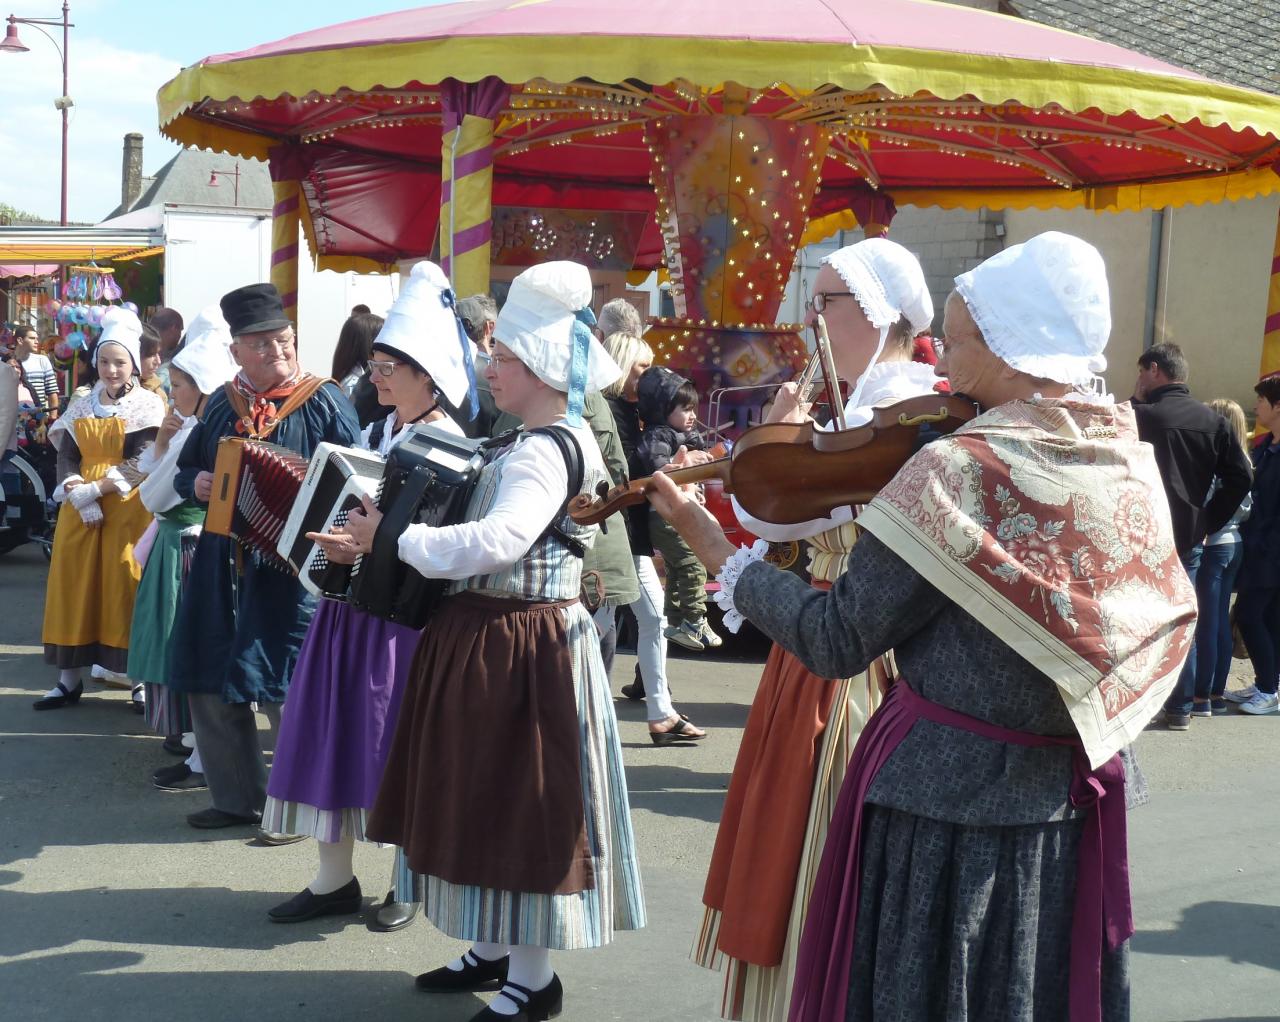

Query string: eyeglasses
366 359 400 378
237 331 295 354
932 332 984 359
804 291 855 315
488 353 523 369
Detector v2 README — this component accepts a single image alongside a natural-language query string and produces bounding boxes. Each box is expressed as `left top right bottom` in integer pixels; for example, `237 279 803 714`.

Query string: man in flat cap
167 283 359 833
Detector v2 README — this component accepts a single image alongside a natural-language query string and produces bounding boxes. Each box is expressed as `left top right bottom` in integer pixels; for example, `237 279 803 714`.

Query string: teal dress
126 500 205 734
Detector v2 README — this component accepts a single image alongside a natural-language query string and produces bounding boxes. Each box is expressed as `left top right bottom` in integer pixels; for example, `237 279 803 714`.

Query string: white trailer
100 202 398 376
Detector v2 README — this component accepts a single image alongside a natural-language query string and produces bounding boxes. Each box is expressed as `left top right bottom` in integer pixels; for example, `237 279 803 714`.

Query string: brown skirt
368 591 593 896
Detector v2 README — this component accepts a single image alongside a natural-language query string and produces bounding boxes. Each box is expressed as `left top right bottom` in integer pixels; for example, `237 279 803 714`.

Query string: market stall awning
0 263 58 278
0 227 166 264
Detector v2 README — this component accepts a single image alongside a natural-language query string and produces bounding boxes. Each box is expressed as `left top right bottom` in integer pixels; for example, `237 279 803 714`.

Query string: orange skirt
701 641 841 966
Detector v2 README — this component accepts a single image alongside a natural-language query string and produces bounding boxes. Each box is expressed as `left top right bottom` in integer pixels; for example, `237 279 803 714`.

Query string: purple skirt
267 599 421 812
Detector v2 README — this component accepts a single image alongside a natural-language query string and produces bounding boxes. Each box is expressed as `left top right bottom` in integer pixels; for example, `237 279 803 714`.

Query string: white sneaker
664 621 705 652
1223 685 1259 704
695 619 723 649
1239 691 1279 715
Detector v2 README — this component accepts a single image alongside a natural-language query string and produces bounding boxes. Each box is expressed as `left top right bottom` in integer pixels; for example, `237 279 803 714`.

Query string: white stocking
309 832 355 895
45 669 82 700
489 947 554 1016
186 746 204 774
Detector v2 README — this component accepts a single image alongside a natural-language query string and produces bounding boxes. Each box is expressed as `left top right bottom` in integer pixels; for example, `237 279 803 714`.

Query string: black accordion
279 424 486 629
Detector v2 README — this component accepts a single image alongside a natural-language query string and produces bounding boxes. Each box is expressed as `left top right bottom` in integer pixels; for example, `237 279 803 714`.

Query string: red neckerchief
232 371 302 437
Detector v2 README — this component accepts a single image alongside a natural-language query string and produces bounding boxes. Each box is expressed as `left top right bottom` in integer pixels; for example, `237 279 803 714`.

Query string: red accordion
205 437 309 562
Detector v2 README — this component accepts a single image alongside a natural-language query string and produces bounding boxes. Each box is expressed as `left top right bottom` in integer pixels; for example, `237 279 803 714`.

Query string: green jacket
491 389 640 606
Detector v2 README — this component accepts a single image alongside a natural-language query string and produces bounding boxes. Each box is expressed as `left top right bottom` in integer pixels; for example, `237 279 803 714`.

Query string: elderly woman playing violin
678 239 942 1022
651 232 1197 1022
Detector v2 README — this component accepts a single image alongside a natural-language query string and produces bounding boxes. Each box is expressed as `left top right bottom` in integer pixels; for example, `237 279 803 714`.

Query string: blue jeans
1235 585 1280 696
1193 541 1243 700
1164 546 1202 715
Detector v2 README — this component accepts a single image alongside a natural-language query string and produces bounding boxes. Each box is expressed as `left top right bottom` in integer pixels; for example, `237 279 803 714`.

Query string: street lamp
1 2 73 226
208 165 242 207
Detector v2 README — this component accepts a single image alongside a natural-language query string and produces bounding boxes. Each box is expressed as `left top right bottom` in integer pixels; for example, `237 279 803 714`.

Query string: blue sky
0 0 452 222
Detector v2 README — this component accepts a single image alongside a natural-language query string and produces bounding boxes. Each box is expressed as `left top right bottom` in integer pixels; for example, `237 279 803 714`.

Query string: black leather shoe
187 807 261 829
268 877 363 923
468 975 563 1022
153 763 207 791
162 735 190 756
33 680 83 711
366 890 419 932
416 949 509 992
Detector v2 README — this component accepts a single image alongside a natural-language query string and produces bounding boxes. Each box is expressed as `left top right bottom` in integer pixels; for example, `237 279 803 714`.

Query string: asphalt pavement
1 541 1277 1022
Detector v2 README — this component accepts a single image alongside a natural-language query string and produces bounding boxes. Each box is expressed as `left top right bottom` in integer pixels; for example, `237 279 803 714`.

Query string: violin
569 392 979 527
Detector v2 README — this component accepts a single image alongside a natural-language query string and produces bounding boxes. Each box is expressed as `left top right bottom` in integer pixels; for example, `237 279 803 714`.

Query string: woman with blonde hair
602 330 706 742
1196 397 1252 715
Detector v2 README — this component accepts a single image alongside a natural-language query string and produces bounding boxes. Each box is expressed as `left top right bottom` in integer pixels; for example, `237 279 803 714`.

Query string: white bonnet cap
94 307 143 373
954 231 1110 389
823 237 933 335
494 261 621 422
373 260 477 413
172 305 238 395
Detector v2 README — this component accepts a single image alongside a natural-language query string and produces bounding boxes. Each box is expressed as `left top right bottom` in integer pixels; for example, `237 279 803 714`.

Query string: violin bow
814 314 847 431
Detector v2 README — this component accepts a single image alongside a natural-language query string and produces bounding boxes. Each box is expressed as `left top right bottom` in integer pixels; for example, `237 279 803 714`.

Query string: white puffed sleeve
396 433 571 580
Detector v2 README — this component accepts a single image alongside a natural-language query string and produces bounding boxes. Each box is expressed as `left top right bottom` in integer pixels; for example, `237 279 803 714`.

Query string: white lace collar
825 360 940 430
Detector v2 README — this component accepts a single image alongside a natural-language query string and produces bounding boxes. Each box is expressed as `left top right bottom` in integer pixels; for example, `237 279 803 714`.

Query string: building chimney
121 133 144 211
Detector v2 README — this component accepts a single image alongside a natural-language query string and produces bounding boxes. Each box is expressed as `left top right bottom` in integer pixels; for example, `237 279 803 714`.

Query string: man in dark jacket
1132 342 1252 729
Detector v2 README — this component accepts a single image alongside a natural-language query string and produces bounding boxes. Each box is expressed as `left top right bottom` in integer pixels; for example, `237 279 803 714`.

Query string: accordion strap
223 375 333 439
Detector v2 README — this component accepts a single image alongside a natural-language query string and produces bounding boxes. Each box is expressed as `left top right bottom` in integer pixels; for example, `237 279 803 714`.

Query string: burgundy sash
788 681 1129 1022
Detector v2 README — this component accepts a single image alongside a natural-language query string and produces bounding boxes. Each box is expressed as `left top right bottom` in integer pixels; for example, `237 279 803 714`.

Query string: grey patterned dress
735 533 1129 1022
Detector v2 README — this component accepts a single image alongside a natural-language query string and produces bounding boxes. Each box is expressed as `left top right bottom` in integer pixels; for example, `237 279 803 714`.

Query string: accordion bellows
205 437 309 564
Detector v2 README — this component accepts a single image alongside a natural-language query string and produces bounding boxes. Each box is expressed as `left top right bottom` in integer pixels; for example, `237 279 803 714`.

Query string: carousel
155 0 1280 401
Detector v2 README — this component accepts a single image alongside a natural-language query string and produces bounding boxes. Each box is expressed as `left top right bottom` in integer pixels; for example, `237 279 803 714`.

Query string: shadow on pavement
612 698 754 733
623 764 729 824
0 878 382 956
0 950 480 1022
1134 900 1280 971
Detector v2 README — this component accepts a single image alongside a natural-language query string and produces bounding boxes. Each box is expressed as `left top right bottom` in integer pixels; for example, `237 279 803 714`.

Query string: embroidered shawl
48 381 166 448
857 397 1195 768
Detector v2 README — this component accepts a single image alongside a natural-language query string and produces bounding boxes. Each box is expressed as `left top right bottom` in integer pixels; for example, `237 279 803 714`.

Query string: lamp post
208 164 242 207
1 2 73 227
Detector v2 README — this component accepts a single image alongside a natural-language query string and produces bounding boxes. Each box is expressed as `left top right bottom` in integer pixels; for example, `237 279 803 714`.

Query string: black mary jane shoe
162 735 190 757
469 975 563 1022
33 680 84 711
416 950 509 993
366 890 419 933
267 877 363 924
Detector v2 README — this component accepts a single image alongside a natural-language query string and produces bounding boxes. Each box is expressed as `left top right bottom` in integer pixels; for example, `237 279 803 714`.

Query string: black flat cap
221 283 291 337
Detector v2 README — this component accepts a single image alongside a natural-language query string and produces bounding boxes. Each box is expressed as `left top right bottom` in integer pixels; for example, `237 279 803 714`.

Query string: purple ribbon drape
789 681 1130 1022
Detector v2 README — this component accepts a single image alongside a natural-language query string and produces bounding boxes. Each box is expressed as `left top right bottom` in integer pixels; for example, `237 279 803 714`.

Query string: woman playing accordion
313 261 645 1022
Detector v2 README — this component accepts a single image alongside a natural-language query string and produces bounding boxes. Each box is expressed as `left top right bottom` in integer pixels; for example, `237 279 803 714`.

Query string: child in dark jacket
633 366 720 651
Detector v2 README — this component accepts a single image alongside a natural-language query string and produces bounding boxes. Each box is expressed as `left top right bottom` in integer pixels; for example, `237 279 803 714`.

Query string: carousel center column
643 87 831 415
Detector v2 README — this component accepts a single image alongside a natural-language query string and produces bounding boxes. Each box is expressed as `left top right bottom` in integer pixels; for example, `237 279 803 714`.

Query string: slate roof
104 148 273 220
1009 0 1280 96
